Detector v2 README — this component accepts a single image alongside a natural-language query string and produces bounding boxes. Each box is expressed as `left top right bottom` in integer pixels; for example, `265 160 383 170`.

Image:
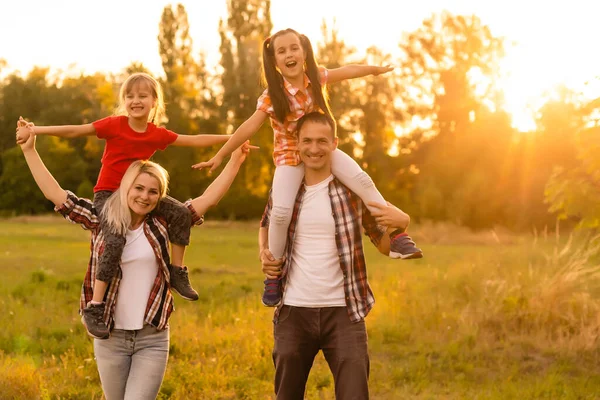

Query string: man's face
298 120 338 173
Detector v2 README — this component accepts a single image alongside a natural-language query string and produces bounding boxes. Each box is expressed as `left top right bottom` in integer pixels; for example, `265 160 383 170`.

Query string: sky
2 0 599 130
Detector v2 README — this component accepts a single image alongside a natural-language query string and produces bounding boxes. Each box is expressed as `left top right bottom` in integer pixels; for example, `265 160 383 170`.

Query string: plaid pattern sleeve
260 192 273 228
256 89 273 115
360 201 386 247
54 190 99 231
319 67 328 85
185 200 205 227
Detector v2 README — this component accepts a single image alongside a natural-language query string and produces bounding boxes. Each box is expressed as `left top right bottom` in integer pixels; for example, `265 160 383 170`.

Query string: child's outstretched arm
16 117 95 142
192 110 268 172
172 134 231 147
190 142 254 215
327 65 394 84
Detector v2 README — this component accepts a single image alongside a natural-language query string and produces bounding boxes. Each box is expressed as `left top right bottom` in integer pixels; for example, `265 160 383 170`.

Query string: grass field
1 217 600 399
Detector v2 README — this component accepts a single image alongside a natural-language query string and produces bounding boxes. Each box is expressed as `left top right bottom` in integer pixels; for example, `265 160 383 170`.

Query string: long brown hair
262 29 333 124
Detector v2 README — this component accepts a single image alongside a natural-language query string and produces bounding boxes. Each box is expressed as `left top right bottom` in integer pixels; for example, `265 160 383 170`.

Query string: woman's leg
94 330 132 400
268 165 305 260
124 325 170 400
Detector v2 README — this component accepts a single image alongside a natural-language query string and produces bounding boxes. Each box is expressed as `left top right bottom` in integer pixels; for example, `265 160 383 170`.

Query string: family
16 28 422 400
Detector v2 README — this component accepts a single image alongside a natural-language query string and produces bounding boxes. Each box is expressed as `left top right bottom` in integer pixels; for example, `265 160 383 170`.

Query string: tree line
0 1 596 231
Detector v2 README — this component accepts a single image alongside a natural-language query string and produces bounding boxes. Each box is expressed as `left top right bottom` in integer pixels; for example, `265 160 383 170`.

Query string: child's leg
156 196 192 265
94 191 125 301
331 149 422 259
155 197 198 301
269 165 305 260
331 149 386 211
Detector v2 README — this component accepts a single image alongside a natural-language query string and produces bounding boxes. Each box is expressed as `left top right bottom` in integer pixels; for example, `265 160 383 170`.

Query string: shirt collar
283 73 310 96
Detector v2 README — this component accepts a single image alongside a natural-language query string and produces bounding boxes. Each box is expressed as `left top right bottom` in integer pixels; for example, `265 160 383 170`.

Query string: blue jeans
94 324 169 400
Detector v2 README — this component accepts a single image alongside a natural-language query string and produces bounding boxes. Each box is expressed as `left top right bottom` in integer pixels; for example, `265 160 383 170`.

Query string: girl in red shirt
16 72 230 338
194 29 423 307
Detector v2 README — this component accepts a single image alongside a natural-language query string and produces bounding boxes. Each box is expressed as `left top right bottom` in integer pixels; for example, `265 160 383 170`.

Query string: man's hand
367 201 410 230
260 248 284 280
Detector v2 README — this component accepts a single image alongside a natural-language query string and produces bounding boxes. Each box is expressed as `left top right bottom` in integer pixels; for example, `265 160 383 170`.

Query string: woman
18 130 251 399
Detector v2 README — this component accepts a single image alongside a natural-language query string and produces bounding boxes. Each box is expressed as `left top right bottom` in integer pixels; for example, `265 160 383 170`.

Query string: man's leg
272 305 320 400
321 307 370 400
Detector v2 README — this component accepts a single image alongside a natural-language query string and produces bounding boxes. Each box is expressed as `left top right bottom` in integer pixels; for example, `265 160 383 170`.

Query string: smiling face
127 172 161 219
298 119 338 174
124 81 156 122
272 32 306 83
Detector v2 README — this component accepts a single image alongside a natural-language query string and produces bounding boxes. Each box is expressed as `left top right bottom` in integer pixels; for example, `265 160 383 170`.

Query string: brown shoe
169 265 199 301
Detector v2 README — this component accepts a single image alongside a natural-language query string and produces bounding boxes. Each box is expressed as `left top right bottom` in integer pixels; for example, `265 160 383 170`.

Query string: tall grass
2 217 600 398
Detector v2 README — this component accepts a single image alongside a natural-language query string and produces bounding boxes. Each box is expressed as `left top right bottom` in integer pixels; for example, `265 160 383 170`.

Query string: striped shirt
256 68 328 167
55 190 204 331
261 178 386 323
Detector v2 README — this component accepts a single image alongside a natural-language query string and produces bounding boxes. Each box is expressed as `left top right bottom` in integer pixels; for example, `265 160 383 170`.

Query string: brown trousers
272 305 370 400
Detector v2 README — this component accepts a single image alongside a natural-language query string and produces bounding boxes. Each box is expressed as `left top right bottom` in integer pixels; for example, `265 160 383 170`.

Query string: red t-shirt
92 116 178 192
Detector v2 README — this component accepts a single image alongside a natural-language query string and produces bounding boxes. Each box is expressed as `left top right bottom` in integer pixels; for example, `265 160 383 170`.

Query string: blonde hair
115 72 165 124
102 160 170 235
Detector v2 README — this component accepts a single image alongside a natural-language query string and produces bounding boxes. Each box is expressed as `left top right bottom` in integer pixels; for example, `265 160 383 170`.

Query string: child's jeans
93 191 192 282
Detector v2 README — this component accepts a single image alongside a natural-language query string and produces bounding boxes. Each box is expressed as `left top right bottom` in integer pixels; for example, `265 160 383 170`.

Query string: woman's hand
230 141 258 165
16 117 34 145
17 125 36 152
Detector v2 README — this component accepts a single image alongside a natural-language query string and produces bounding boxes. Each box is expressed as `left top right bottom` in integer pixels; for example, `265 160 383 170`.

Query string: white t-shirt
113 224 159 330
283 175 346 307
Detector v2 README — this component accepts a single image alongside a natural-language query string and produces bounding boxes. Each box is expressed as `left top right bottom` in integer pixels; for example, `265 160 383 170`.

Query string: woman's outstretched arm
18 129 68 207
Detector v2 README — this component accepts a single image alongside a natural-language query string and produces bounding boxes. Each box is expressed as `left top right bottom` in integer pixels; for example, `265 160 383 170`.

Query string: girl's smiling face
273 32 306 82
124 82 156 122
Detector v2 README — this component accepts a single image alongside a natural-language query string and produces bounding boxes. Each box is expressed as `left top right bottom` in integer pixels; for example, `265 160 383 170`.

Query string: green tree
156 3 216 202
215 0 273 217
544 95 600 229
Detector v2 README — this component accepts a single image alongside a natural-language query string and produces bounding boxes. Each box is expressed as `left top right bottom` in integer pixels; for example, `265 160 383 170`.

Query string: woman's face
127 172 161 218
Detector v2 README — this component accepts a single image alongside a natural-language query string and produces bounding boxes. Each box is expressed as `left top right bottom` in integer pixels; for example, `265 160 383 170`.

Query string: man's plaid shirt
55 191 204 331
261 178 386 323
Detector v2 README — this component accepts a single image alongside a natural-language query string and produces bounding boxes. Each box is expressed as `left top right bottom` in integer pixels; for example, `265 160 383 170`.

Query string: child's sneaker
390 232 423 259
169 265 199 301
82 302 110 339
262 278 282 307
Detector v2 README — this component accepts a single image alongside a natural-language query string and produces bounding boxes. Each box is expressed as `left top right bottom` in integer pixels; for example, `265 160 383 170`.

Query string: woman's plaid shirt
55 191 204 331
261 178 387 323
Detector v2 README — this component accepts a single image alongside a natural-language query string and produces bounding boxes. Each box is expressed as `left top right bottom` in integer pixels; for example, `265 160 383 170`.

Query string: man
259 112 417 399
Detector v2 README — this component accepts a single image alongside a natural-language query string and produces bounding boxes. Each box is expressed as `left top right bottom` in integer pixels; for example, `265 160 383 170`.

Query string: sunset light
3 1 600 398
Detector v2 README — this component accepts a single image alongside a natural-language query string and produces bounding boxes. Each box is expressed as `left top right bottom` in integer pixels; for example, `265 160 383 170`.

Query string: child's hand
17 126 37 152
16 117 35 145
192 155 224 173
373 65 394 76
16 125 34 145
231 141 258 165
